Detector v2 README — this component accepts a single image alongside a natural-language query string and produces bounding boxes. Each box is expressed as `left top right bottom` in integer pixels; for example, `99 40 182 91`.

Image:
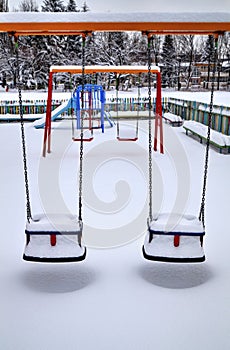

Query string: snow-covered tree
0 0 9 87
151 35 162 66
161 35 177 87
81 1 89 12
66 0 79 12
128 33 148 65
64 0 81 71
176 35 196 89
0 0 8 12
18 0 39 11
41 0 65 12
0 35 18 88
222 33 230 88
40 0 67 88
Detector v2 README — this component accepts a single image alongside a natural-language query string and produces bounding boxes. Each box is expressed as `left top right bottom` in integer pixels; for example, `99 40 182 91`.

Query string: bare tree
19 0 39 11
0 0 9 12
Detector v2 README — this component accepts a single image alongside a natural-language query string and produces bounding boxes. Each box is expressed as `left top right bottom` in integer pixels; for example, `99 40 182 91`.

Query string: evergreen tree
63 0 81 88
66 0 79 12
40 0 67 88
201 35 215 62
81 1 89 12
161 35 177 87
41 0 65 12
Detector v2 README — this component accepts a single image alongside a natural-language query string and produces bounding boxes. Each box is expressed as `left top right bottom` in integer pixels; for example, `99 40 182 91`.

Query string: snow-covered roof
0 12 229 35
50 65 160 74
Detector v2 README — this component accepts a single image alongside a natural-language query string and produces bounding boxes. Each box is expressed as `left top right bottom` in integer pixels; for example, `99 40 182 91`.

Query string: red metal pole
88 90 92 130
154 72 164 154
43 71 53 157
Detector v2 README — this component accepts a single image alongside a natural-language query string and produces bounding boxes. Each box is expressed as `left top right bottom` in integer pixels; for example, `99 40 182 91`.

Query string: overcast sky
8 0 230 12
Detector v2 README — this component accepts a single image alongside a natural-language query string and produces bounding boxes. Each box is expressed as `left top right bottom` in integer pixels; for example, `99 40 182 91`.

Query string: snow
50 65 160 73
164 90 230 107
163 112 182 122
26 213 82 232
24 235 85 260
149 213 204 233
1 89 230 350
1 12 230 23
143 235 205 260
33 98 71 128
184 120 230 146
144 213 205 261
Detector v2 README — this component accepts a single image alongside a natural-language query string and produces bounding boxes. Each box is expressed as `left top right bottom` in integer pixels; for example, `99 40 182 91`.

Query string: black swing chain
116 74 120 135
78 34 86 223
147 35 153 222
199 35 219 227
14 35 32 223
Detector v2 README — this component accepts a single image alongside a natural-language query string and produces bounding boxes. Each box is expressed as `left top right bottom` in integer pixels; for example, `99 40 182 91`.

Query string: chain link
78 34 86 222
147 35 153 222
14 35 32 222
199 35 218 227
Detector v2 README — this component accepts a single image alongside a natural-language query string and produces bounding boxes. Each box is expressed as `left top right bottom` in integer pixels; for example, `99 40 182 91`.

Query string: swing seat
23 214 86 263
72 128 94 142
117 136 138 142
72 136 94 142
143 213 205 263
117 124 138 141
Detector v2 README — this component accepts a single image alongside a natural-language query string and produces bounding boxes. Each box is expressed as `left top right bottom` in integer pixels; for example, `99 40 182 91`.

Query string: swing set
1 11 229 263
43 64 162 155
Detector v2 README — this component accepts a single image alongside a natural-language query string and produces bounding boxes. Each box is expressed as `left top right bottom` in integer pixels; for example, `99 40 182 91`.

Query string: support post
154 72 164 154
43 71 53 157
101 89 105 133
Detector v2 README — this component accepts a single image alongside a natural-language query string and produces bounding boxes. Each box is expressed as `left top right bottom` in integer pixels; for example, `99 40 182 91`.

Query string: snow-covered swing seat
140 33 220 264
14 37 87 263
23 214 86 262
143 213 205 263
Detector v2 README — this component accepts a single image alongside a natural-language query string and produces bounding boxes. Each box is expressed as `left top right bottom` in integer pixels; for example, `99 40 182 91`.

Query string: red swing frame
42 65 163 155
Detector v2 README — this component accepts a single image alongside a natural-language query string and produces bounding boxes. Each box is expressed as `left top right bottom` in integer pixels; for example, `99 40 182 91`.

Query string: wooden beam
50 65 160 74
0 12 229 35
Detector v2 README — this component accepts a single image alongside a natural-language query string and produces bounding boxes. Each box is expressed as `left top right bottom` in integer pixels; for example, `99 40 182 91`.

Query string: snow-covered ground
1 90 230 350
1 88 230 106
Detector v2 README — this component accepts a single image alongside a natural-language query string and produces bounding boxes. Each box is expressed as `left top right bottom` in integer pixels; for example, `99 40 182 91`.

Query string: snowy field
1 89 230 350
1 88 230 106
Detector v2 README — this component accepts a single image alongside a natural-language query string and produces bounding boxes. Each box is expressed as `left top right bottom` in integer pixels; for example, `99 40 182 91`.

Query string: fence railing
168 97 230 135
0 99 66 115
0 97 169 115
1 96 229 135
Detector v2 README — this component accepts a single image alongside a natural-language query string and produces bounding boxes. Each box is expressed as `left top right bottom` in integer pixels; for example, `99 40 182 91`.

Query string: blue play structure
34 84 114 130
74 84 113 133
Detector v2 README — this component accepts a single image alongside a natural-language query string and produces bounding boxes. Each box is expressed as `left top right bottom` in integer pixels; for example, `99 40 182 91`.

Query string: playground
1 94 230 348
0 8 230 350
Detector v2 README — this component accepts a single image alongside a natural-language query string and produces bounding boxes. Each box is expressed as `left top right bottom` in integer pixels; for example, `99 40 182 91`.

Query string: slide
33 98 72 129
103 111 115 127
